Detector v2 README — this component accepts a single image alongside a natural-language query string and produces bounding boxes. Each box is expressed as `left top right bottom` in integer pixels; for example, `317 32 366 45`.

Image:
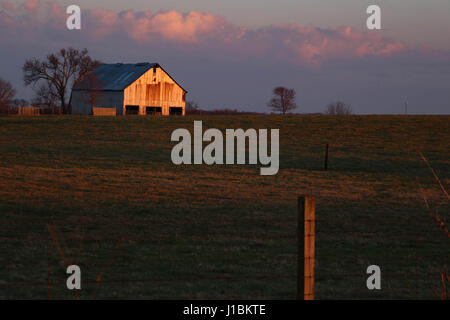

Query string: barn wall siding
123 67 186 116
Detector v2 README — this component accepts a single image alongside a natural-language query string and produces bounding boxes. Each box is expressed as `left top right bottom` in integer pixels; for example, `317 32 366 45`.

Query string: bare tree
76 71 105 114
23 48 100 114
325 101 353 115
268 87 297 114
31 83 59 112
0 78 16 113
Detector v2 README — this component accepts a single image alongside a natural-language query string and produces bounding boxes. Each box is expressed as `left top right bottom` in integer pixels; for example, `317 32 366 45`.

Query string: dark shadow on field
0 203 298 299
314 200 449 300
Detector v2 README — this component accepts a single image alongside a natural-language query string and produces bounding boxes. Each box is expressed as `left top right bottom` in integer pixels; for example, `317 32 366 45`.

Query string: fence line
1 216 438 225
2 194 448 299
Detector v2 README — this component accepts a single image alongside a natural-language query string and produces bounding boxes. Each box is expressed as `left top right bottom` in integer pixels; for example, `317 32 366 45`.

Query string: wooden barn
71 63 187 116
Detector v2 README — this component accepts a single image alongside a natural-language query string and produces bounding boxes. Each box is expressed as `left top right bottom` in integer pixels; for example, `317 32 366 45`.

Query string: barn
71 63 187 116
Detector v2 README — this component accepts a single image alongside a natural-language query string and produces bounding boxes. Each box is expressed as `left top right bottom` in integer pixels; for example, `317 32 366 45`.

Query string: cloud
24 0 39 11
1 0 40 14
1 1 14 11
0 1 411 66
82 9 235 44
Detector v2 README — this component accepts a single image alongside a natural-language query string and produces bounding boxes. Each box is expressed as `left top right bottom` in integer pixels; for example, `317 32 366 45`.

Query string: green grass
0 115 448 299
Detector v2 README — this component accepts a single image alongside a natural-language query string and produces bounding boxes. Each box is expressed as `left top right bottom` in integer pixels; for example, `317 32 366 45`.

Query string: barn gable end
123 65 186 116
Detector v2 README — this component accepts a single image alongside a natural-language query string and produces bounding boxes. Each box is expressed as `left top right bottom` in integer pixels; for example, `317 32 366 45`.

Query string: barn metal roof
73 63 158 91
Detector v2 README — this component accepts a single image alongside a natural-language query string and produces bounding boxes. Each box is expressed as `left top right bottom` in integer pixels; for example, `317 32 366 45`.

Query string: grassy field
0 115 448 299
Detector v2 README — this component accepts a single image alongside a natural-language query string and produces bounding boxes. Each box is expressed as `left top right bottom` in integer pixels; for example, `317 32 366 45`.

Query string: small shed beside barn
71 63 187 116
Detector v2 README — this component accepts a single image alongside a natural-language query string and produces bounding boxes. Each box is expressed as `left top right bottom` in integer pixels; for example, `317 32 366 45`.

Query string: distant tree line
186 101 263 115
186 97 354 116
266 87 353 115
325 101 353 115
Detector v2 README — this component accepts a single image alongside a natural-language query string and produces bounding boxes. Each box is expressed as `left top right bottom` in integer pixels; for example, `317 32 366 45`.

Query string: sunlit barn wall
123 67 186 115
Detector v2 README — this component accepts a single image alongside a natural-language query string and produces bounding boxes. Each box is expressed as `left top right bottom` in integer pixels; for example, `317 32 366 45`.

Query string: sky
0 0 449 114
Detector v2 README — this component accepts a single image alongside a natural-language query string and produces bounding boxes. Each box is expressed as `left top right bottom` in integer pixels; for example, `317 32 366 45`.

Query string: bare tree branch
23 47 101 114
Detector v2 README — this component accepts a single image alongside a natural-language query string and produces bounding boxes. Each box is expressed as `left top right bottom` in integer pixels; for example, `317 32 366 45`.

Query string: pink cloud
84 8 119 37
86 9 232 44
24 0 39 11
1 1 14 11
0 1 407 66
149 10 228 43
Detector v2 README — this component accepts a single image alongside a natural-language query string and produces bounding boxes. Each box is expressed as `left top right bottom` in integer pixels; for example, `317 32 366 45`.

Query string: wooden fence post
298 196 315 300
324 143 329 171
